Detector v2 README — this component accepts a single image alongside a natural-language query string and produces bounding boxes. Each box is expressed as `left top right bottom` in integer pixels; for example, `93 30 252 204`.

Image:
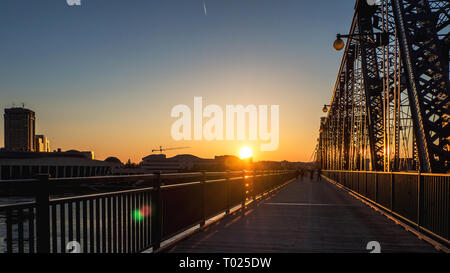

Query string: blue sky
0 0 355 162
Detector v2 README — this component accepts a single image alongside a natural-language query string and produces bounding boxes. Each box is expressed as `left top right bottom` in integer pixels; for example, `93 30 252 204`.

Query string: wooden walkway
165 176 438 253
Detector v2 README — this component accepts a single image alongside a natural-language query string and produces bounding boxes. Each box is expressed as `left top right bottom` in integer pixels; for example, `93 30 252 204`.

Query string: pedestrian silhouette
299 168 305 181
317 168 322 181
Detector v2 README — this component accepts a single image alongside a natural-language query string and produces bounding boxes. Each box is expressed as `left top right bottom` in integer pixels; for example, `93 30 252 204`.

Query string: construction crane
151 146 190 154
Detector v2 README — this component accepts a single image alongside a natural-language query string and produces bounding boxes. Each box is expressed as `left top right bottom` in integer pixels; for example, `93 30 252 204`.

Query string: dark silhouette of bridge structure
318 0 448 173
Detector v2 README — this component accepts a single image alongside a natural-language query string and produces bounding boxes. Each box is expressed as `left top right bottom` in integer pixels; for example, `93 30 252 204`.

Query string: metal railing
323 170 450 246
0 170 296 253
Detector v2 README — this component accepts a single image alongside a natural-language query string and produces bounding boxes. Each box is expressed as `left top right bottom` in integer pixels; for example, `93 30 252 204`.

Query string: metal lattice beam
392 0 449 172
318 0 449 174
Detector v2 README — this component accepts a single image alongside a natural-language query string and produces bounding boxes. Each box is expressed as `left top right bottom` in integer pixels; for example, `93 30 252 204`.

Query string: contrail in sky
203 1 207 16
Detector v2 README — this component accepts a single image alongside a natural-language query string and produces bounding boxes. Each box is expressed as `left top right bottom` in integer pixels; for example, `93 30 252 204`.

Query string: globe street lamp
333 32 390 51
333 34 345 51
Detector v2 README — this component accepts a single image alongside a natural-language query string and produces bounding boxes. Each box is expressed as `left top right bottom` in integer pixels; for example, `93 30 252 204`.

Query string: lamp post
322 104 331 113
333 32 390 51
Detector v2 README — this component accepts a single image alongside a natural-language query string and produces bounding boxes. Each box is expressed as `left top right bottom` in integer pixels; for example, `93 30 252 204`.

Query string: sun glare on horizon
239 146 253 159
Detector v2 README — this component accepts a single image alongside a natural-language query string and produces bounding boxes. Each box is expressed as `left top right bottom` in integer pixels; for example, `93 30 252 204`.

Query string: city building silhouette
4 107 36 152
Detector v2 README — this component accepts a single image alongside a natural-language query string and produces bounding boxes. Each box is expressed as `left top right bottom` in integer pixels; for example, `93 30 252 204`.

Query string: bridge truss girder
318 0 449 173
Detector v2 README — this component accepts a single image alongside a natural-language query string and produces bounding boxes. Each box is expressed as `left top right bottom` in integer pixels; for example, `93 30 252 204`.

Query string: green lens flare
133 209 143 221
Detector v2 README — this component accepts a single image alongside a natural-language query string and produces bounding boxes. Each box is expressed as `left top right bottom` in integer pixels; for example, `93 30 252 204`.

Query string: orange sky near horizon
0 62 330 164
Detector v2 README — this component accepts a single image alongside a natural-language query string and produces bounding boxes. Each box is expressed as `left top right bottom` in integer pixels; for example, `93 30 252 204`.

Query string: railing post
276 170 281 188
364 171 368 197
241 170 246 210
36 174 51 253
200 171 206 227
375 172 378 203
225 171 230 215
390 172 395 212
356 171 359 193
151 171 162 251
269 170 273 193
252 170 256 201
276 170 279 188
274 170 278 189
417 172 423 228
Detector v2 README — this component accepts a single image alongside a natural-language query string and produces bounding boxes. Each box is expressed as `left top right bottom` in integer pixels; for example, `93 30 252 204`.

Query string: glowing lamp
333 36 345 51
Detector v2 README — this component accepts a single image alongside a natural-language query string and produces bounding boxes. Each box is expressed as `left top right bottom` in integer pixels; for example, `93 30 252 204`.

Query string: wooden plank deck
165 176 438 253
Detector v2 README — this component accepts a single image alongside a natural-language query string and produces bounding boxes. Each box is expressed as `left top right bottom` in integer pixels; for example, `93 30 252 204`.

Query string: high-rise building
4 107 36 152
35 135 50 152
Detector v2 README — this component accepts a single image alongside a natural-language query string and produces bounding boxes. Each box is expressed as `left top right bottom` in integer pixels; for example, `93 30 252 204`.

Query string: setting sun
239 146 253 159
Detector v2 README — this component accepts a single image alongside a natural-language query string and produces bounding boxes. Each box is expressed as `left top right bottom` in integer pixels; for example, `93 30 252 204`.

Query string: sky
0 0 355 163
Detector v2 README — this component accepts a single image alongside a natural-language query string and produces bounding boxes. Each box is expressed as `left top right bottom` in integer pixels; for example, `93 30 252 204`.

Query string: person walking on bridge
317 168 322 181
299 168 305 181
309 169 314 180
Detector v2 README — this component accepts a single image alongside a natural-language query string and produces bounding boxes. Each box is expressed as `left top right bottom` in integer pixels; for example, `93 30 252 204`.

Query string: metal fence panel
0 171 296 253
161 183 203 240
392 174 418 223
323 171 450 243
422 175 450 241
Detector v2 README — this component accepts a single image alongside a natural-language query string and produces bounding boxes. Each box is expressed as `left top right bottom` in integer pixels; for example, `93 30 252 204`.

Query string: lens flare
140 205 151 217
133 205 151 222
133 209 143 221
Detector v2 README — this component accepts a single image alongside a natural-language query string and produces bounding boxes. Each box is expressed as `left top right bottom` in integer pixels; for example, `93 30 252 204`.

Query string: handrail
161 181 201 189
0 201 36 210
49 186 155 203
0 170 290 185
0 170 294 190
323 169 450 177
52 174 157 183
0 171 279 205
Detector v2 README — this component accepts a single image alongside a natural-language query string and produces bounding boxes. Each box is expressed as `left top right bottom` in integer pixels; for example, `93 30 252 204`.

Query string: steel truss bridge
0 0 449 254
317 0 449 173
